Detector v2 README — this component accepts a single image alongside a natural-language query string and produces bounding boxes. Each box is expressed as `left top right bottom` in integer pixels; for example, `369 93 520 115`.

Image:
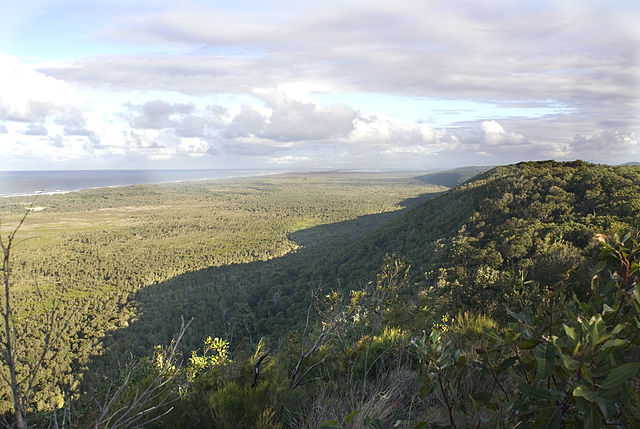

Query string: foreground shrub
416 232 640 428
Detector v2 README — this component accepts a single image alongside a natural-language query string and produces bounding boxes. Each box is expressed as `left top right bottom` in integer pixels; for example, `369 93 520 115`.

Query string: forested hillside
332 160 640 318
101 160 637 429
2 161 640 428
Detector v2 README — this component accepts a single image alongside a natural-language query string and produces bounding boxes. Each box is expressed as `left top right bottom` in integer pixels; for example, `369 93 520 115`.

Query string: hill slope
414 165 491 187
85 160 640 428
141 160 640 346
136 160 640 343
330 160 640 318
90 161 640 354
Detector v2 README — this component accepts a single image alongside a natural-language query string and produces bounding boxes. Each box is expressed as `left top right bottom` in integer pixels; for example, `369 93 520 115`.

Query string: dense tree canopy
2 161 640 427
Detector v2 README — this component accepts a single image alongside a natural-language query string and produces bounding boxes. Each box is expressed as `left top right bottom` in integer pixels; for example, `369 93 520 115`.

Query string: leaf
573 385 598 402
592 260 607 275
473 391 494 402
518 383 562 401
507 309 532 325
583 405 602 429
594 333 612 346
563 324 577 342
558 351 579 371
589 315 604 347
601 338 626 350
601 304 615 315
600 362 640 390
519 338 540 350
622 231 631 243
534 343 555 379
611 323 626 335
595 397 615 419
496 356 518 374
363 416 384 429
532 407 562 429
345 410 360 424
320 420 340 429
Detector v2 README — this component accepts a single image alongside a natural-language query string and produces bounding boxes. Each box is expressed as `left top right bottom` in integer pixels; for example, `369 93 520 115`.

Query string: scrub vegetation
1 161 640 428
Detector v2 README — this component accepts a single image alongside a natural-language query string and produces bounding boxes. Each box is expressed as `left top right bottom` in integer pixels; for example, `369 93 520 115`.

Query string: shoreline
0 169 289 199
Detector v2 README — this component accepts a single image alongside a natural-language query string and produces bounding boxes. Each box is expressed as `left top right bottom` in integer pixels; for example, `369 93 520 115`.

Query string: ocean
0 169 280 198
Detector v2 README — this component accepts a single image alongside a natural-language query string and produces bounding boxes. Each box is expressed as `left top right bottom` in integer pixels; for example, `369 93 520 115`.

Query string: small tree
1 211 30 429
1 211 69 428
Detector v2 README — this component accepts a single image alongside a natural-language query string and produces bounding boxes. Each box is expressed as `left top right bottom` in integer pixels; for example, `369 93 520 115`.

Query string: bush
416 232 640 428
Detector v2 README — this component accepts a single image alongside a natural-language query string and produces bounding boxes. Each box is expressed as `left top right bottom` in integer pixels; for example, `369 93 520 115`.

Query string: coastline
0 169 287 198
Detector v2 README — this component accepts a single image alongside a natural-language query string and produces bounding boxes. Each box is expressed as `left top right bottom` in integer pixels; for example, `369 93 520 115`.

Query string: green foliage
339 161 640 324
414 329 470 428
350 327 411 381
80 332 187 429
446 311 498 356
5 161 640 427
152 334 286 429
204 381 281 429
187 337 231 382
0 172 435 412
416 231 640 428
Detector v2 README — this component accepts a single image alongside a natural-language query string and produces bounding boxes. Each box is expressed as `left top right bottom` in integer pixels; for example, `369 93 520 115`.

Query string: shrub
416 232 640 428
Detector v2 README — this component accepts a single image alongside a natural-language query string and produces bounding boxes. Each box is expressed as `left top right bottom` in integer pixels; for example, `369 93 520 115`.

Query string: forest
0 172 443 417
1 161 639 428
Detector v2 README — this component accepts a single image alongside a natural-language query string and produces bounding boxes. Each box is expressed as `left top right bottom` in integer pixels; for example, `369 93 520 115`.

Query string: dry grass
287 369 428 429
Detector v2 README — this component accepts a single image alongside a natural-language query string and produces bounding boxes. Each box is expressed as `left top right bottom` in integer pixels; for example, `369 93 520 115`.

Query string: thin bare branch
93 317 191 428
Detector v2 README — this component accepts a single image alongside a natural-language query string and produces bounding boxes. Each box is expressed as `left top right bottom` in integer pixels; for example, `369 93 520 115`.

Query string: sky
0 0 638 171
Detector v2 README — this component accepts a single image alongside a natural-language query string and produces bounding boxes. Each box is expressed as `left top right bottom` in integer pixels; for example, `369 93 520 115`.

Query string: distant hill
414 165 492 188
622 161 640 166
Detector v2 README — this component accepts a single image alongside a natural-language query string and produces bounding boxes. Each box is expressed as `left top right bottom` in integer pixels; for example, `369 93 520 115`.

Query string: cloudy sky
0 0 638 170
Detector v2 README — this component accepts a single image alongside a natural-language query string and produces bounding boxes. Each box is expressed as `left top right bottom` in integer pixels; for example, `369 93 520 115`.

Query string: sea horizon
0 169 286 198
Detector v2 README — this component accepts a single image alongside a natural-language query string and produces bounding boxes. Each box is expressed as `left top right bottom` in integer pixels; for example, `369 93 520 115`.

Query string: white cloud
2 0 639 171
126 99 194 129
571 130 638 159
0 53 80 122
262 98 357 142
481 120 525 146
41 2 639 109
178 137 209 156
348 114 457 155
23 123 49 136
